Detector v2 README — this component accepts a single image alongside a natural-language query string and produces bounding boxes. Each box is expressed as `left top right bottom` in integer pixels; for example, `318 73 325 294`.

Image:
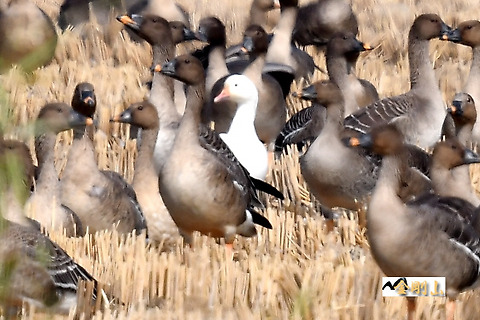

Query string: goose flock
1 0 480 319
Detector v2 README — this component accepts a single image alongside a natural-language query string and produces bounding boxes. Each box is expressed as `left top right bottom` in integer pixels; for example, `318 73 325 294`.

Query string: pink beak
214 85 231 103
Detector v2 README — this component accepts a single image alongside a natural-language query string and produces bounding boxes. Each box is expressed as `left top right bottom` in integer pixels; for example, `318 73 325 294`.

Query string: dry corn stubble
2 0 480 318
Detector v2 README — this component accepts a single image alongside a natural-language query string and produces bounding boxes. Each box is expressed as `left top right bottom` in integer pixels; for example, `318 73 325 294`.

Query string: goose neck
465 46 480 97
407 38 436 90
150 44 178 123
244 54 266 83
265 6 297 66
228 97 259 135
177 82 206 140
34 132 60 189
132 126 159 188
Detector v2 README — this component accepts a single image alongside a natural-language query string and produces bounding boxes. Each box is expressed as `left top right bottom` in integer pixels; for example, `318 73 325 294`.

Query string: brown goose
26 103 85 237
448 92 477 144
195 17 229 98
326 33 378 115
443 20 480 144
346 124 480 320
117 14 178 172
60 95 147 235
431 94 480 208
0 0 57 73
0 138 97 314
343 14 451 149
299 80 378 211
293 0 358 48
155 54 281 244
0 220 97 317
275 33 377 151
111 101 180 245
0 143 96 315
300 80 431 211
430 138 480 207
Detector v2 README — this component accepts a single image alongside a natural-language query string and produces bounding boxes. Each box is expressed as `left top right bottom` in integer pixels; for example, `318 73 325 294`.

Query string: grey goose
275 32 378 151
346 124 480 320
111 101 180 246
443 20 480 145
155 54 282 244
343 14 451 149
26 103 86 237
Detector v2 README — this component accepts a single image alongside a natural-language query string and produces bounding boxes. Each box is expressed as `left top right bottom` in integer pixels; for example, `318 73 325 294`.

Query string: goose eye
343 35 348 40
430 19 437 23
451 144 457 150
138 106 144 111
185 59 190 64
467 25 473 30
57 108 62 112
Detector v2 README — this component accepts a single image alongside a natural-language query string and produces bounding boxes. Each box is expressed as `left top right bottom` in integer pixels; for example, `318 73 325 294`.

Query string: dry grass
3 0 480 318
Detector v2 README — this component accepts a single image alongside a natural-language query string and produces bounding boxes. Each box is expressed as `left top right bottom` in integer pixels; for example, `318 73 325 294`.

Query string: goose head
169 21 197 44
242 24 269 54
443 20 480 47
214 74 259 105
117 14 173 45
36 103 92 134
110 101 159 130
196 17 226 46
432 138 480 169
293 80 343 105
156 54 205 85
410 14 451 40
327 32 373 63
448 92 476 127
253 0 280 11
344 124 405 156
71 82 96 119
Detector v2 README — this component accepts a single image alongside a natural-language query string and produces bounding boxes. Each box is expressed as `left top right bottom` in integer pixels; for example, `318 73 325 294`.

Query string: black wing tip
249 209 273 229
251 177 284 200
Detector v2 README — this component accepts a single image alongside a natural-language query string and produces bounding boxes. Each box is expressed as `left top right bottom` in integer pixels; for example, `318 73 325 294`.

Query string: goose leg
446 298 456 320
406 297 416 320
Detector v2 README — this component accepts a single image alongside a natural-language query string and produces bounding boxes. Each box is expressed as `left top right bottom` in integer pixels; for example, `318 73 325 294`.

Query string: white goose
214 74 269 180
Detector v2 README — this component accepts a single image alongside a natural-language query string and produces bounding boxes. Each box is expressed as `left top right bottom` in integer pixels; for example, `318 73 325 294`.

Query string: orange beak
214 85 231 103
273 0 281 9
83 96 94 104
153 64 162 72
241 47 249 53
363 43 374 50
449 105 457 114
348 137 361 147
85 117 94 126
110 115 121 122
117 15 135 25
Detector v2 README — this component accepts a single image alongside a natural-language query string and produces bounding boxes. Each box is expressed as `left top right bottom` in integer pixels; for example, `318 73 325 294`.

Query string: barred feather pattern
274 105 325 151
344 94 413 135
